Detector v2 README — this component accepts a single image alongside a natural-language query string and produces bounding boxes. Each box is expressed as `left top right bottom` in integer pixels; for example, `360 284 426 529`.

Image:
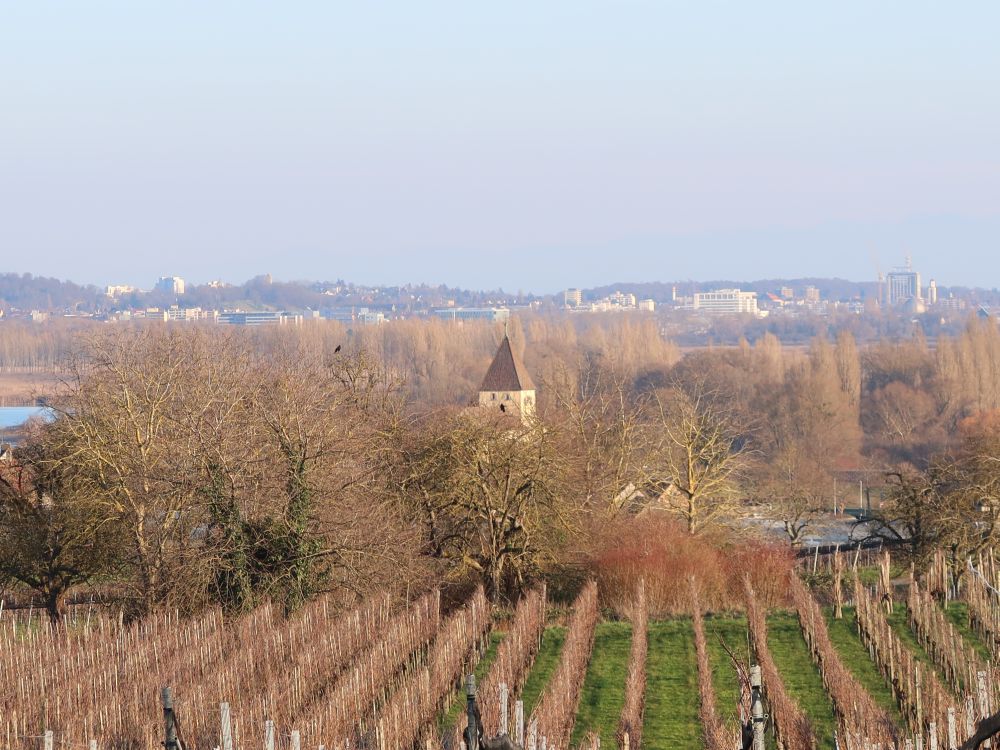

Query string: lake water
0 406 53 429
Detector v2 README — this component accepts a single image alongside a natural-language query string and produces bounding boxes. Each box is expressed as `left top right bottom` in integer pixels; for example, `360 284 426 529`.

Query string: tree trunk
44 585 68 625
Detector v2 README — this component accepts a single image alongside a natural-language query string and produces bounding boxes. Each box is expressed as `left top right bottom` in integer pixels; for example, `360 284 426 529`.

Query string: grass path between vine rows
439 630 505 732
767 611 837 750
569 622 631 748
943 602 993 661
518 626 567 717
642 619 702 750
885 603 958 697
823 606 904 728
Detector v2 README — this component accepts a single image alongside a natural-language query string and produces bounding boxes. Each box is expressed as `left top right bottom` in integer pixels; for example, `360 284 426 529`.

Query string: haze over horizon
3 2 999 292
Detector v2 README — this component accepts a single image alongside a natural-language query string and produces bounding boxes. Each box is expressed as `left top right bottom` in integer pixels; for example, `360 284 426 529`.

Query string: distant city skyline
3 3 1000 292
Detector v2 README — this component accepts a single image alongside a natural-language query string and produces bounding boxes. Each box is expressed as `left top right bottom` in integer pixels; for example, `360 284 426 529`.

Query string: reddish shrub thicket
592 515 795 616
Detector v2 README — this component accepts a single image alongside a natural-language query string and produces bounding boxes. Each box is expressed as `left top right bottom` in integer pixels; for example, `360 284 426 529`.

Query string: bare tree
0 424 121 622
646 383 748 535
400 411 566 602
548 356 648 514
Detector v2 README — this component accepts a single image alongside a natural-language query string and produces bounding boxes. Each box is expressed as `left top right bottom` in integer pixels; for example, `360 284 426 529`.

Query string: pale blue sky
2 2 999 291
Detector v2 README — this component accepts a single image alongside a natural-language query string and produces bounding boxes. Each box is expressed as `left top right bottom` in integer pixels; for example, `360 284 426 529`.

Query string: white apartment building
692 289 759 315
156 276 186 295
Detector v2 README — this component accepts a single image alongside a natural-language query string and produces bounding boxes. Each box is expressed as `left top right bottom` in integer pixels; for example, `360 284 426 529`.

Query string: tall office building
886 257 921 306
156 276 186 295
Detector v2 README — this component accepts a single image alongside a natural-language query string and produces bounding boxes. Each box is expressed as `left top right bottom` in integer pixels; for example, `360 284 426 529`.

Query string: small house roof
480 336 535 392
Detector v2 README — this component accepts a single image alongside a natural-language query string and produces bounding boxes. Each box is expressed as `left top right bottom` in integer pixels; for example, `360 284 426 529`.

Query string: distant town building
693 289 759 315
169 307 216 322
607 291 637 308
434 307 511 322
780 286 794 300
928 279 938 305
804 286 820 304
478 335 535 421
564 288 583 307
323 307 385 325
886 258 921 307
217 311 302 326
156 276 186 295
638 299 655 312
106 285 137 298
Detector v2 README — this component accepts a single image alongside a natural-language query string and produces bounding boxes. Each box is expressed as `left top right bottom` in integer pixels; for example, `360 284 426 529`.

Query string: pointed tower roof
480 336 535 392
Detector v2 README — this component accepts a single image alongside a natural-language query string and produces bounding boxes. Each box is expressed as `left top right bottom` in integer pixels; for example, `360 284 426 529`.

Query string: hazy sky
2 2 999 292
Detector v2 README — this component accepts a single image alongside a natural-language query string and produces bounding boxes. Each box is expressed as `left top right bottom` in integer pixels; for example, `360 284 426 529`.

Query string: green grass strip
704 614 750 731
886 603 935 667
642 619 702 750
570 622 632 747
944 602 993 661
519 626 567 717
823 606 904 727
440 630 505 731
767 611 837 750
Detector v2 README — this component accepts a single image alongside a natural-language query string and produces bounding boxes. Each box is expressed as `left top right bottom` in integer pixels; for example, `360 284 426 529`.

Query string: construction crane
870 250 884 307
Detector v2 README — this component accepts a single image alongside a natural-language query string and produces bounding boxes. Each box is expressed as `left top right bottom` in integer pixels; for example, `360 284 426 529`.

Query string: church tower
478 335 536 420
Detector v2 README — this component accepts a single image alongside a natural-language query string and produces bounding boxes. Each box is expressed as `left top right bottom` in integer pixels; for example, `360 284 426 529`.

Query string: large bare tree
646 383 748 535
400 411 566 602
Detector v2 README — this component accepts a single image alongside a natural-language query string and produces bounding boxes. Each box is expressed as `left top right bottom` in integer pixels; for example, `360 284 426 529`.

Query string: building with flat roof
434 307 511 322
217 311 302 326
692 289 759 315
564 288 583 307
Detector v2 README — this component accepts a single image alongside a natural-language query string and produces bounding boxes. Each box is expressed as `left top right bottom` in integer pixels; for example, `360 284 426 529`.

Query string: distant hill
0 273 105 312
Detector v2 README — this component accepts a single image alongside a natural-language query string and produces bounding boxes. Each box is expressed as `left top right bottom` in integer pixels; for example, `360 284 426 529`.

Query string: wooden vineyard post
977 672 993 750
162 687 180 750
967 697 977 744
221 702 234 750
528 718 538 750
500 682 509 736
516 700 525 746
290 729 301 750
265 720 275 750
750 666 766 750
89 742 97 750
44 731 53 750
880 552 893 614
834 548 844 619
467 675 480 750
622 732 629 750
930 722 938 750
916 663 924 730
948 708 958 750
